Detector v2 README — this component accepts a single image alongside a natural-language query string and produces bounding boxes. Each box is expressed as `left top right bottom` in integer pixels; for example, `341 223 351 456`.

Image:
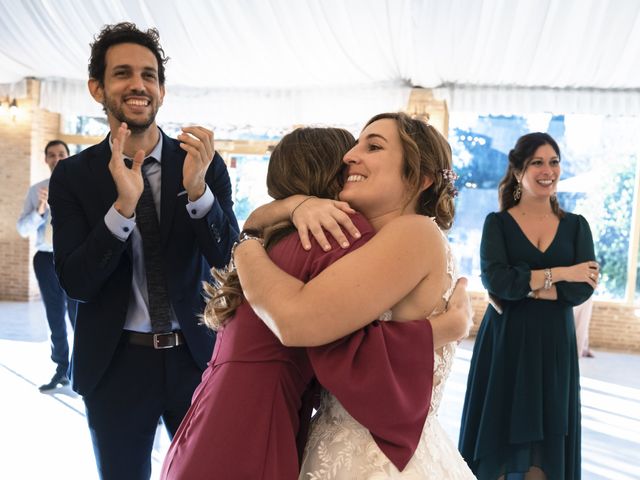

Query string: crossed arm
481 213 597 305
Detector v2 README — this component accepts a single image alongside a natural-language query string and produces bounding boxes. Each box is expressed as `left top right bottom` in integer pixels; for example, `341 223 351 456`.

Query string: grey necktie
135 157 172 333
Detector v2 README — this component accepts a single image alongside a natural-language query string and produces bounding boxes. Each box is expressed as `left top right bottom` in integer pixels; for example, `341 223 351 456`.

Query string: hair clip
440 169 459 197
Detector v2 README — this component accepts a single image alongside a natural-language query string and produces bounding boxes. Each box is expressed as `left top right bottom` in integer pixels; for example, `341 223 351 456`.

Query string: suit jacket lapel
159 130 183 247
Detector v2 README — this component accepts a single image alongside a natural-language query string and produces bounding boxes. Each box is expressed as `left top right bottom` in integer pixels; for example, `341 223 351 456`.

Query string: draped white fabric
0 79 27 99
39 77 412 126
435 85 640 116
1 0 640 122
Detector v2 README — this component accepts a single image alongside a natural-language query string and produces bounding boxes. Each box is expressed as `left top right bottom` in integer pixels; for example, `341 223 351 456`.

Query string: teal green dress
459 211 595 480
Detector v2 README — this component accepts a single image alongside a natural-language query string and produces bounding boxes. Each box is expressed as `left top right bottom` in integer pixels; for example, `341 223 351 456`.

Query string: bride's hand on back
290 196 361 251
447 277 474 340
430 277 474 349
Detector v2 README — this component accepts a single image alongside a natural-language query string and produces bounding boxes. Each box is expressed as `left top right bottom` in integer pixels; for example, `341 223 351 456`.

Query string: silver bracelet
230 230 263 269
543 268 553 290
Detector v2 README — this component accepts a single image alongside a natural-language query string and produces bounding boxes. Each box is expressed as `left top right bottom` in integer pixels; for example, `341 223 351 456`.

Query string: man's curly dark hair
88 22 169 85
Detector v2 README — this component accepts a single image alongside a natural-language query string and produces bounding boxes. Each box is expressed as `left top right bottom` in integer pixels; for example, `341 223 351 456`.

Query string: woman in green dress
458 132 598 479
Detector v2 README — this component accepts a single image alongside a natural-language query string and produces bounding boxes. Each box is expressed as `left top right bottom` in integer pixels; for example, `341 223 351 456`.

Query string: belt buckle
153 332 176 350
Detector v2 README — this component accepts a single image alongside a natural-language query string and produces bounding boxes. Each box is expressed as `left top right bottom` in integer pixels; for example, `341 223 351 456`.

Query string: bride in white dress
234 112 475 479
300 230 476 479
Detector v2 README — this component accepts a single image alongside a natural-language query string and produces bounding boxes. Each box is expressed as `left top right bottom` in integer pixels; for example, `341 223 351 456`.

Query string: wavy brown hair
203 127 355 329
364 112 456 230
89 22 169 86
498 132 564 217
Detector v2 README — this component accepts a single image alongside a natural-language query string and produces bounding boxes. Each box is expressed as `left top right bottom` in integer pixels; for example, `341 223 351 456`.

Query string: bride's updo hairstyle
203 127 355 330
364 112 456 230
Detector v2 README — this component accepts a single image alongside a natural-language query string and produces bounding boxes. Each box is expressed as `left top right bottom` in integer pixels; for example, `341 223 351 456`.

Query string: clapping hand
110 122 145 218
178 126 214 201
37 187 49 215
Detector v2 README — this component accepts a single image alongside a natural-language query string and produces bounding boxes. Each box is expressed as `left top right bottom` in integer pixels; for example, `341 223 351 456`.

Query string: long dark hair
363 112 456 230
498 132 564 217
203 127 355 329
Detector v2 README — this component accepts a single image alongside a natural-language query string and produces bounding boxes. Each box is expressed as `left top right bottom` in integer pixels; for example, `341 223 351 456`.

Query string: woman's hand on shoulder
241 196 361 250
290 196 361 251
242 197 299 231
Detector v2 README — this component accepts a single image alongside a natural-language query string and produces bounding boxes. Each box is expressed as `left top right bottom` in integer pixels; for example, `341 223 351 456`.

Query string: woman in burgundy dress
234 113 473 478
161 125 471 479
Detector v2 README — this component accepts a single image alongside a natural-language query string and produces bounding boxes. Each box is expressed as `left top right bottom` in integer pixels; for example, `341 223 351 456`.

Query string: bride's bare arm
235 215 443 346
243 196 361 250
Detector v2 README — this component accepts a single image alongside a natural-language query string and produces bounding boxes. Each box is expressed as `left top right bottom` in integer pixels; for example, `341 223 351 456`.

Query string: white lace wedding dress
299 228 476 480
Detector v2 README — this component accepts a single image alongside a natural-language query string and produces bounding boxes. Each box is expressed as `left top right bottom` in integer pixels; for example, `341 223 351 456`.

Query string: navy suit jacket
49 130 239 396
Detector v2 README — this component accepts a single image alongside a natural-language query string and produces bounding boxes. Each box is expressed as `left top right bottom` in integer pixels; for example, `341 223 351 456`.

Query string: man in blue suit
49 23 239 479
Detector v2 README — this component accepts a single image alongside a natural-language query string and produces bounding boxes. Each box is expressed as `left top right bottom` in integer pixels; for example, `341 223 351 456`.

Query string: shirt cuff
105 205 136 241
186 185 214 219
31 210 46 227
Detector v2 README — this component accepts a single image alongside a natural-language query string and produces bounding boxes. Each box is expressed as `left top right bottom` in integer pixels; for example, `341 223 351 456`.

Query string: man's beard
103 93 158 134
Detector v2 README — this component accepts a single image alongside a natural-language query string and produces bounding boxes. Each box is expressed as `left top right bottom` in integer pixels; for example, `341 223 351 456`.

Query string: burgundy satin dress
161 214 434 479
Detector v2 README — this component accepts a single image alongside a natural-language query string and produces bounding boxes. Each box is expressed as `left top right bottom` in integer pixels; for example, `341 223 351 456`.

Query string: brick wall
469 293 640 353
0 94 33 300
0 79 60 300
589 301 640 352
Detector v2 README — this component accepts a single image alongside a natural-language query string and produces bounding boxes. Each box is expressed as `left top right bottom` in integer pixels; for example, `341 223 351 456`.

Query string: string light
0 96 8 116
9 98 18 119
0 96 20 120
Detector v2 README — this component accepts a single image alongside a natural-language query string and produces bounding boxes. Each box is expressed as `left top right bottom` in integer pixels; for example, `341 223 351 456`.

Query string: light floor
1 300 638 480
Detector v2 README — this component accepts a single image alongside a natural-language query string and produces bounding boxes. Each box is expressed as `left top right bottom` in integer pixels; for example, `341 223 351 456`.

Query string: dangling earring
513 181 522 201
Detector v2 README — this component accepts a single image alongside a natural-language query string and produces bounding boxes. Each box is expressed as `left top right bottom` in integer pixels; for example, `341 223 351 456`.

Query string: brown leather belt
126 331 185 349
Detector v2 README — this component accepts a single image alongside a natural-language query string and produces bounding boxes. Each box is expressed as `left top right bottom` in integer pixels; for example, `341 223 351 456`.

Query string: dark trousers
33 251 77 375
84 334 203 480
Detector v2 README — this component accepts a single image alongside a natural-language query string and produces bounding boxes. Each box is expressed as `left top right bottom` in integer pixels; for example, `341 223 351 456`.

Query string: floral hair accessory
440 168 459 197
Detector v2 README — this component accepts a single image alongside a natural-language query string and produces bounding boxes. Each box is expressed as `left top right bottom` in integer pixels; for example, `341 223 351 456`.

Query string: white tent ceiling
1 0 640 125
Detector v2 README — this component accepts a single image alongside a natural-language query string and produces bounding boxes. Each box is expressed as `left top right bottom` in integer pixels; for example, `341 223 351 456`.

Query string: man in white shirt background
17 139 77 391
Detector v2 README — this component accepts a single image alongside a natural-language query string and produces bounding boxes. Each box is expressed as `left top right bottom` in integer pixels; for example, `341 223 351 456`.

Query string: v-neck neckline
504 210 562 254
